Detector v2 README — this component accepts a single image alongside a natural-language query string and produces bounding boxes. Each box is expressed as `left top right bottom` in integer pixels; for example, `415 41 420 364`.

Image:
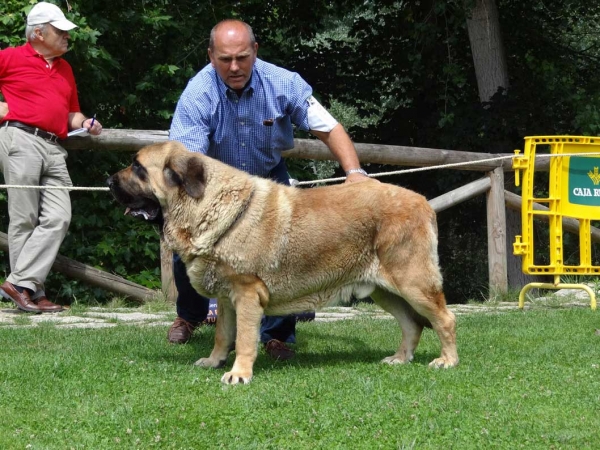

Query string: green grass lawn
1 308 599 449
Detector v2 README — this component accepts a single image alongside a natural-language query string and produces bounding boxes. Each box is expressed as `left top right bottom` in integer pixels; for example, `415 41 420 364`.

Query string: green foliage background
1 0 600 303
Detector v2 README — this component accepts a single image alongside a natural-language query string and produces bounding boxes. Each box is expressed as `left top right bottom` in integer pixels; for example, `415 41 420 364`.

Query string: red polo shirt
0 42 80 139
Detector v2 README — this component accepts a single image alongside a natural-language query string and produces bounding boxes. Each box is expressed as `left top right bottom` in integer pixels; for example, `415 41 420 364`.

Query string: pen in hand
89 113 96 129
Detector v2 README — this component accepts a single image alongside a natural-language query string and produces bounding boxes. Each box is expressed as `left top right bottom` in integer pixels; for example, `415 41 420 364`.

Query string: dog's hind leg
396 285 458 369
194 296 236 370
370 288 426 365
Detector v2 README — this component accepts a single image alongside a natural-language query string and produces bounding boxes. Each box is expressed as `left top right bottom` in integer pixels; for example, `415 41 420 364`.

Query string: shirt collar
23 42 39 57
22 41 63 64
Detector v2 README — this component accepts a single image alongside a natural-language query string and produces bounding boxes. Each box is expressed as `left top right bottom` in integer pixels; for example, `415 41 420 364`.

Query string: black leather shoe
0 281 40 313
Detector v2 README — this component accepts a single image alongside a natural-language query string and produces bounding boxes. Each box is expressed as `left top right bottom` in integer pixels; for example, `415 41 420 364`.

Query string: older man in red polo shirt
0 2 102 313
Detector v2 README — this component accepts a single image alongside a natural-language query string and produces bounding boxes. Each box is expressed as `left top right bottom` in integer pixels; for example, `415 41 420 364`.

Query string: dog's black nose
106 175 115 188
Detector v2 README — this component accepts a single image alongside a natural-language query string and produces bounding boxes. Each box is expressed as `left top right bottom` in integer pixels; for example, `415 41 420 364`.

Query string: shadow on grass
151 323 441 373
0 319 442 375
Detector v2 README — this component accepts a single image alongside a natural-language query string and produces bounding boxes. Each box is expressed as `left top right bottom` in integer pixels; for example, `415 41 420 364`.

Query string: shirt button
241 163 246 167
240 121 244 125
241 143 245 147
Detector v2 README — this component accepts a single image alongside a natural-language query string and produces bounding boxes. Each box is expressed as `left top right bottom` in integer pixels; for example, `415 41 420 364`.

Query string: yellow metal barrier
513 136 600 309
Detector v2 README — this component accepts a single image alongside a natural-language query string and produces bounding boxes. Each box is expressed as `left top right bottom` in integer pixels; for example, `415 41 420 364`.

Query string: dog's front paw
221 370 252 385
428 357 459 369
381 353 413 365
194 357 226 369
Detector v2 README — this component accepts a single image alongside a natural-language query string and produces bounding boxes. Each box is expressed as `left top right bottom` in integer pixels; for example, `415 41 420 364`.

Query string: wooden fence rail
65 129 549 171
0 232 155 302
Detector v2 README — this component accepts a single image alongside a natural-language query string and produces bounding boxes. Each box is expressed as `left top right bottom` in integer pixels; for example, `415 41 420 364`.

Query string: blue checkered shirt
169 58 313 176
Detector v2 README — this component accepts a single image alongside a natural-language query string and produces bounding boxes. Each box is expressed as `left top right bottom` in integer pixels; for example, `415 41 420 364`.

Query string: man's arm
0 102 8 121
310 124 371 183
68 112 102 136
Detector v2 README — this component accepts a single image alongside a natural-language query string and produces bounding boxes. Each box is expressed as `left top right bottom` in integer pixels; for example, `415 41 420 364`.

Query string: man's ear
164 154 205 199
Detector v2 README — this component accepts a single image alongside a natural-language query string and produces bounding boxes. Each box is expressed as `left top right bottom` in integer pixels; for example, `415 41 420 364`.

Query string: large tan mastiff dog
107 142 458 384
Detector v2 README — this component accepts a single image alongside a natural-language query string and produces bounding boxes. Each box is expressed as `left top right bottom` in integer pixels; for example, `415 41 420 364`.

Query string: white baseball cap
27 2 77 31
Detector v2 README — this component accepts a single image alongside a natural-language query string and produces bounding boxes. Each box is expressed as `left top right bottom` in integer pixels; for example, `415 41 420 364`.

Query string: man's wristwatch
345 168 368 176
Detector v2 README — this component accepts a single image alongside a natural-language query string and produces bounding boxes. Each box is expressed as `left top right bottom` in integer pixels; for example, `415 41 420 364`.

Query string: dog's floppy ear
163 153 205 199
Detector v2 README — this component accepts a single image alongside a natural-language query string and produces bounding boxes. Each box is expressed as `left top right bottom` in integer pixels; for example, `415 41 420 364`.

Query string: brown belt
2 121 60 144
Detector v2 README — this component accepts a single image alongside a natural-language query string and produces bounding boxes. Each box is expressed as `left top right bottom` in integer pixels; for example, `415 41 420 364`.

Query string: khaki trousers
0 126 72 295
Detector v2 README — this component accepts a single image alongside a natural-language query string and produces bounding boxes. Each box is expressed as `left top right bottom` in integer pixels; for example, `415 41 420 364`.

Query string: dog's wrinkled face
106 142 206 224
108 155 162 222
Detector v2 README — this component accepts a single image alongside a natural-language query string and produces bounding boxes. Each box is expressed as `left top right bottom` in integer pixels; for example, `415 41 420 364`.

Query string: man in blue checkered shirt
167 19 369 360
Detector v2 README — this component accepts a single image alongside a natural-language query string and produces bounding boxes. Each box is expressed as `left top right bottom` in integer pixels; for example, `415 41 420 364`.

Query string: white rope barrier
0 185 109 191
296 154 515 186
296 151 600 186
0 151 599 191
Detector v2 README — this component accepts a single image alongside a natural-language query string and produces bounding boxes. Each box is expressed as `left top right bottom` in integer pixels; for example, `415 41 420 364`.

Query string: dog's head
107 142 206 225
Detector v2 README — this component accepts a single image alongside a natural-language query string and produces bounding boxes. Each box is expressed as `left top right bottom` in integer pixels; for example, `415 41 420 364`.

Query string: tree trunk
466 0 535 292
466 0 510 101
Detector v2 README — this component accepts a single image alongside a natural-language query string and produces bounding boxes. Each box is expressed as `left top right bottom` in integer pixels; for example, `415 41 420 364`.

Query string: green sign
568 157 600 206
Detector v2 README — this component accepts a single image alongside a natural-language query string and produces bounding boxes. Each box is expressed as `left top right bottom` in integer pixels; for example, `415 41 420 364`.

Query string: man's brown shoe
0 281 40 313
264 339 295 360
167 317 198 344
33 296 64 312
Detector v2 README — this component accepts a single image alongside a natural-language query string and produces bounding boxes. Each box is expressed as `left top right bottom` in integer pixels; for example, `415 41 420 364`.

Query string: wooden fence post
160 238 177 303
487 167 508 294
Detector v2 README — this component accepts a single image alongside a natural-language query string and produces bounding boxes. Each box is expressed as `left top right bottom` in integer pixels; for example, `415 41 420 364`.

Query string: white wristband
346 168 367 176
